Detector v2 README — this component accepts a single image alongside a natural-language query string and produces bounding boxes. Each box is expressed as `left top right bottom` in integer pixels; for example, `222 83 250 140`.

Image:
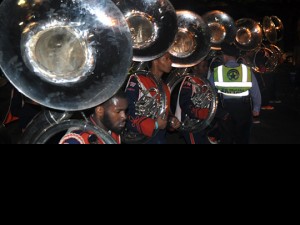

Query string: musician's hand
169 116 181 130
157 116 168 130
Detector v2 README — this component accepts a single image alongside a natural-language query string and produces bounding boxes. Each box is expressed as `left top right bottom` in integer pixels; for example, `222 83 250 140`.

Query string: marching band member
59 91 128 144
125 53 181 144
175 62 211 144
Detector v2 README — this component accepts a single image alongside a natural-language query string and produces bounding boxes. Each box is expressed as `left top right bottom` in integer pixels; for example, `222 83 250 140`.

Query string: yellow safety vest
214 64 252 97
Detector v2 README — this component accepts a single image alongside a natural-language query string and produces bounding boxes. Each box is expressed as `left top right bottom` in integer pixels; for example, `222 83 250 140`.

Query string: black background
170 0 300 52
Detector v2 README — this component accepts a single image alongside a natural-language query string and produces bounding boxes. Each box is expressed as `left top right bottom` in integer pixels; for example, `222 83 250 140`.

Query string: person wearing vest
59 91 128 144
125 53 181 144
209 43 261 144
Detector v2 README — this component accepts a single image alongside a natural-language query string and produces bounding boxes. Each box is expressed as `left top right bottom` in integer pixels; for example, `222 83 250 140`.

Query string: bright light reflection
18 0 26 6
90 8 116 27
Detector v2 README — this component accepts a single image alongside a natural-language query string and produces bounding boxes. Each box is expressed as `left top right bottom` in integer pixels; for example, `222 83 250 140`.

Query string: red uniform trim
189 133 196 145
4 112 19 125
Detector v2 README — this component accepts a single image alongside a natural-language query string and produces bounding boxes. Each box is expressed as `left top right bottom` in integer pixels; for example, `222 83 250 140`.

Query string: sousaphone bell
167 11 217 133
203 10 237 50
263 16 284 44
0 0 133 111
235 18 263 51
112 0 178 62
115 0 178 144
170 10 211 68
0 0 133 144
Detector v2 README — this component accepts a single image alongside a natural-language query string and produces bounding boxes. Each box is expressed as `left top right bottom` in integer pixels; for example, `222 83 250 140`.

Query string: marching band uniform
59 116 121 144
175 76 210 144
125 73 171 144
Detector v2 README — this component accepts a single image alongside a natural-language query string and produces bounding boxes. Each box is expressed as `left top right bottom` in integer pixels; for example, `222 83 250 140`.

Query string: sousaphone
20 110 117 144
235 18 263 51
252 44 283 74
202 10 237 67
170 10 211 68
114 0 178 144
235 15 285 74
0 0 132 111
0 0 133 144
203 10 237 50
112 0 178 62
263 16 284 44
167 11 217 133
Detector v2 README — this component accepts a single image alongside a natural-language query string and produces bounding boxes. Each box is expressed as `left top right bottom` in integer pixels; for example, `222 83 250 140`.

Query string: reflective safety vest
214 64 252 97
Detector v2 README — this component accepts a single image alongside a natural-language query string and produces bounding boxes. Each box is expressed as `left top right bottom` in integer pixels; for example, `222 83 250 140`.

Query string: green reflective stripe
247 67 252 82
214 67 219 82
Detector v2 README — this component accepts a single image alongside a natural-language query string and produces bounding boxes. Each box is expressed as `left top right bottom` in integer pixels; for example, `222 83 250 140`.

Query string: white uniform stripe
215 82 253 87
219 91 250 97
242 64 248 83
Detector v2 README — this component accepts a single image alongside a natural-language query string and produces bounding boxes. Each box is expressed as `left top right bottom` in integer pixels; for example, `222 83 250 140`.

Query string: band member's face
158 53 173 73
102 97 128 134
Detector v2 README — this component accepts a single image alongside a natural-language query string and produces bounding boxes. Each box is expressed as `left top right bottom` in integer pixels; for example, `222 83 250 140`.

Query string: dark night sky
170 0 300 18
170 0 300 51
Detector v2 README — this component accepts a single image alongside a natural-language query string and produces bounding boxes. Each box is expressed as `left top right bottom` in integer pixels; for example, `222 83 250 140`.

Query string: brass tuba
235 18 263 51
238 16 284 74
0 0 133 143
203 10 237 50
0 0 132 111
167 11 217 133
263 16 284 44
170 11 211 68
112 0 178 62
19 110 117 144
114 0 178 144
252 44 283 74
167 70 218 132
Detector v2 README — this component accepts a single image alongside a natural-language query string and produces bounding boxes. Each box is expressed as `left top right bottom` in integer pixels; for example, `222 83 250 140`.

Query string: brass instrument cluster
234 16 284 74
0 0 285 143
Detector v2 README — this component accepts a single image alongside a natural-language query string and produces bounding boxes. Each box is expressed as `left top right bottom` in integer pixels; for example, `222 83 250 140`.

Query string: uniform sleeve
250 72 262 113
179 80 209 120
125 76 155 137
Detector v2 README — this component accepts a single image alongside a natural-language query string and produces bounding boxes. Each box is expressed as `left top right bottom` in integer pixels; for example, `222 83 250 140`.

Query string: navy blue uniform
176 76 210 144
